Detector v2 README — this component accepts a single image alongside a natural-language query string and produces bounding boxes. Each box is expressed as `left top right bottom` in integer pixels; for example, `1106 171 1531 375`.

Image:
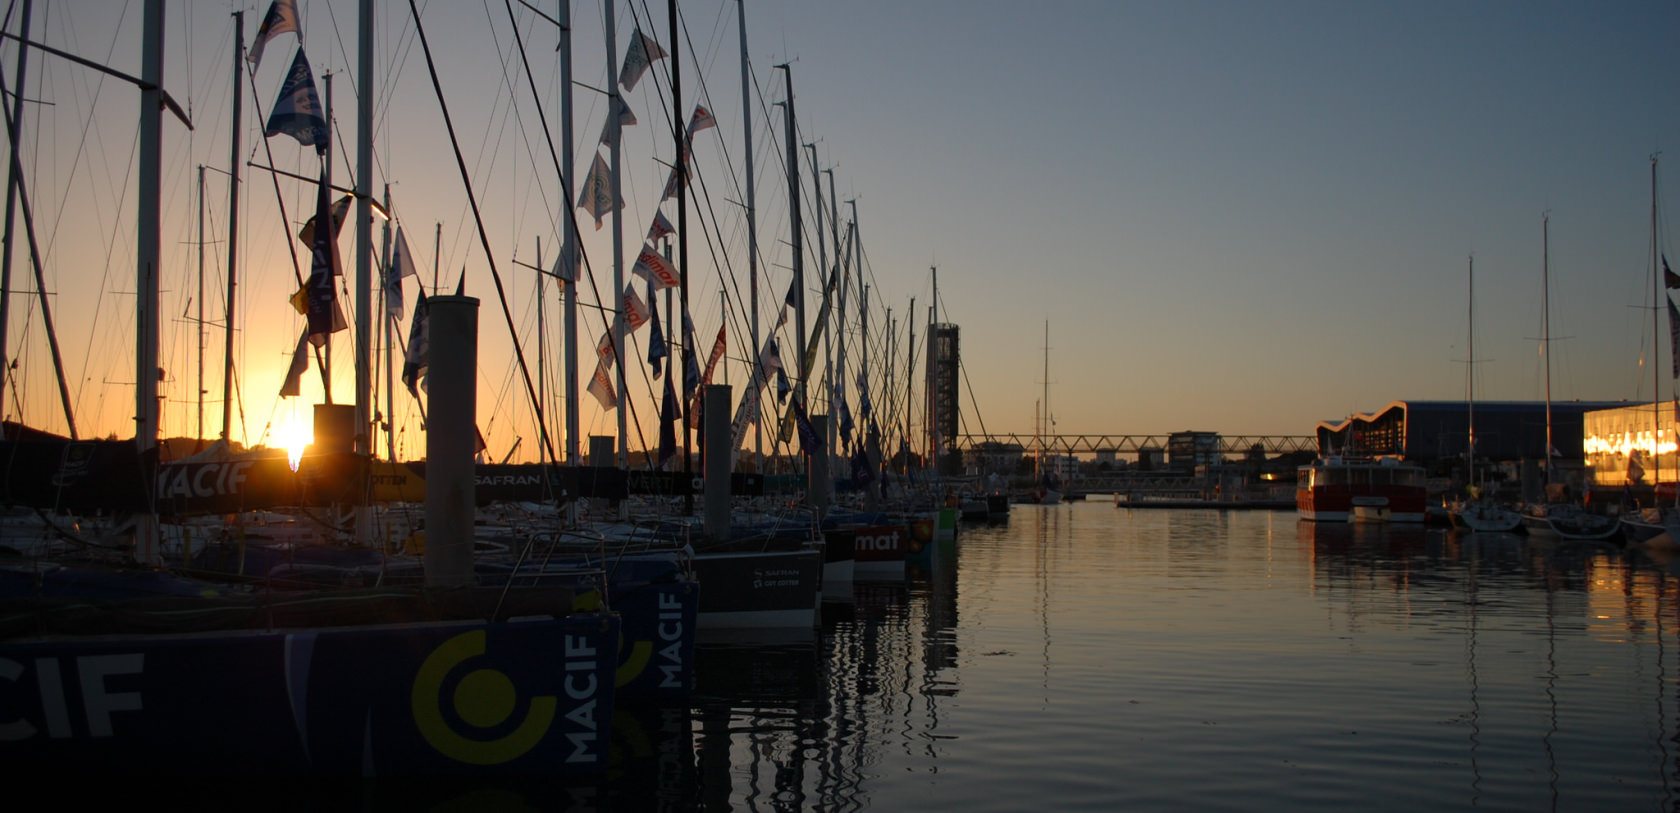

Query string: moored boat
1295 456 1427 523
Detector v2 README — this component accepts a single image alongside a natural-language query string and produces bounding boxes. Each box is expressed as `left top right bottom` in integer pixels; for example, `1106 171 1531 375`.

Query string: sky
2 0 1678 463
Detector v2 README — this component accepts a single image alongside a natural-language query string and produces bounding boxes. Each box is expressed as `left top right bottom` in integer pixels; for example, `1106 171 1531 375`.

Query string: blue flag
646 281 667 378
850 448 874 486
657 369 679 469
265 48 328 153
793 396 822 457
305 169 345 345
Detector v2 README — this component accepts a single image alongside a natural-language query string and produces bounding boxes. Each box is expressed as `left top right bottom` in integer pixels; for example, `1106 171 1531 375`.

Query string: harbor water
265 501 1680 810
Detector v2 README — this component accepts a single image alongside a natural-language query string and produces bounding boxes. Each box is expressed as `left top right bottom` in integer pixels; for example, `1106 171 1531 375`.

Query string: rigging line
495 0 561 253
408 0 555 466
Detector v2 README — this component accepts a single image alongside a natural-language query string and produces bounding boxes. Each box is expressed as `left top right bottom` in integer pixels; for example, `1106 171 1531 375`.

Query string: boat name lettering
0 653 144 741
156 460 255 500
856 529 903 552
477 474 540 487
656 591 685 689
563 634 601 763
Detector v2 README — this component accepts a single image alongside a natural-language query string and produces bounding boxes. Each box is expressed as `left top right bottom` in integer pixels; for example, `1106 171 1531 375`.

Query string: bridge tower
927 323 960 475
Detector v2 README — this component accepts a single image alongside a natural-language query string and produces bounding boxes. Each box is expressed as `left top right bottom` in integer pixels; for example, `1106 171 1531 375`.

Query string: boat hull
691 547 822 630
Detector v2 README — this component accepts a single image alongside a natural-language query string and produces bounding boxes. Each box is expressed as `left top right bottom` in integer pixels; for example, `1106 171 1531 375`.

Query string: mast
321 71 334 403
0 0 28 440
736 0 761 469
223 10 243 442
1467 255 1476 488
380 183 393 460
1542 212 1552 488
606 1 627 469
135 0 164 562
1652 155 1662 494
779 66 804 417
670 0 692 514
197 165 206 444
560 0 578 468
808 144 829 464
355 0 374 459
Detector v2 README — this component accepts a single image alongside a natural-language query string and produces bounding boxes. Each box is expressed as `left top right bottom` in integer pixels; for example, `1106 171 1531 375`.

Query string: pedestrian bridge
954 434 1317 457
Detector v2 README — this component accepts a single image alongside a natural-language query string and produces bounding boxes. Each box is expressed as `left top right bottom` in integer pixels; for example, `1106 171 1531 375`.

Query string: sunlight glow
279 417 312 472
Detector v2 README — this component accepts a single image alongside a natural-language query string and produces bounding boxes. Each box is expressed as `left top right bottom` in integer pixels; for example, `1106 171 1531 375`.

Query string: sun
278 415 313 472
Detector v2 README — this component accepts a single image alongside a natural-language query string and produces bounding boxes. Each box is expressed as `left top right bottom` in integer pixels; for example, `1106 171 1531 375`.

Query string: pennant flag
792 396 822 456
682 312 702 405
385 225 419 321
659 162 689 202
657 371 679 469
1669 294 1679 378
401 287 430 397
692 324 726 416
247 0 300 71
297 194 352 248
596 330 617 366
775 276 797 328
599 97 637 146
265 49 328 153
587 360 618 410
776 367 792 405
618 29 668 92
578 152 619 230
837 391 854 448
551 243 578 283
856 369 872 418
686 105 717 139
1667 254 1680 289
305 169 347 345
631 243 681 289
624 286 651 332
850 447 875 486
647 281 667 378
646 210 675 244
279 328 311 398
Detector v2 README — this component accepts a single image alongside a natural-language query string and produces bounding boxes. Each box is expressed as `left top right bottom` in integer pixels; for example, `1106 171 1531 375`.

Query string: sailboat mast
1467 255 1476 485
736 0 761 468
0 0 28 440
380 184 393 460
670 0 692 513
197 165 206 444
606 2 627 469
560 0 578 466
780 65 805 414
135 0 164 562
1542 212 1552 486
321 72 334 403
354 0 374 458
1652 155 1663 494
222 10 243 443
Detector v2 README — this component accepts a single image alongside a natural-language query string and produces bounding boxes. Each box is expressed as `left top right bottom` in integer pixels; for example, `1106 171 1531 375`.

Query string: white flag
385 225 419 321
618 29 667 92
247 0 299 71
623 286 650 332
595 331 616 366
686 105 717 138
578 152 620 230
631 243 681 289
279 328 310 398
646 211 675 244
587 360 618 410
551 243 578 283
599 97 637 146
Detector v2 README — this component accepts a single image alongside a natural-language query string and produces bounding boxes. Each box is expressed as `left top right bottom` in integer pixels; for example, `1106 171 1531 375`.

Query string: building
1583 402 1680 488
1313 400 1627 468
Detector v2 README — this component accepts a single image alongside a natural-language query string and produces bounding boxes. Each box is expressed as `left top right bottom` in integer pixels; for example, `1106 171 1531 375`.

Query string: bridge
952 434 1318 457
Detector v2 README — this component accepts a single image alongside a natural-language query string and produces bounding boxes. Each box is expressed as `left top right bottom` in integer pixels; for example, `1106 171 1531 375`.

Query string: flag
1664 254 1680 289
264 48 328 153
551 243 578 283
624 286 651 332
631 243 681 289
578 152 619 230
856 370 872 418
385 225 419 321
1669 295 1679 378
837 390 854 448
596 330 617 366
305 169 347 345
659 162 689 202
686 105 717 139
279 328 310 398
792 396 822 456
850 447 874 486
587 360 617 410
297 194 352 248
646 210 675 244
598 97 637 146
692 324 726 416
1628 449 1646 483
647 281 667 378
247 0 299 71
682 312 702 406
776 367 791 405
775 276 797 328
618 29 667 92
657 371 679 469
401 287 430 397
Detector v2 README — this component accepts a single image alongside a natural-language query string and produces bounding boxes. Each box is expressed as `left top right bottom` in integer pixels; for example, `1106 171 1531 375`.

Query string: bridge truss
954 434 1318 457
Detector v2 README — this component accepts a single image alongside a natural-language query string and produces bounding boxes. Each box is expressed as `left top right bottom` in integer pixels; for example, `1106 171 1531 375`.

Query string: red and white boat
1296 456 1428 523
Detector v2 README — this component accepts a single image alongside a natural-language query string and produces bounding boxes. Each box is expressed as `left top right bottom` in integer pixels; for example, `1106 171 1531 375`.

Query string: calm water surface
364 502 1680 811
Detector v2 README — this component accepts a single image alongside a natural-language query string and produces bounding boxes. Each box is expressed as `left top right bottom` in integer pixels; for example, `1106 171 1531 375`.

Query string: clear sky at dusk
3 1 1678 462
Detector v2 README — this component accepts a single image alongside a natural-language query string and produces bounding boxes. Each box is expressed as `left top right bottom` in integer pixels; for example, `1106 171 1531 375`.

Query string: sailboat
1033 322 1062 505
1449 255 1524 533
1519 214 1620 540
1620 156 1679 547
0 2 621 775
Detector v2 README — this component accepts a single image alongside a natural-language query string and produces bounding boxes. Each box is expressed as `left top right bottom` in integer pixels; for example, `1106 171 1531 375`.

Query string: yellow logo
411 630 556 765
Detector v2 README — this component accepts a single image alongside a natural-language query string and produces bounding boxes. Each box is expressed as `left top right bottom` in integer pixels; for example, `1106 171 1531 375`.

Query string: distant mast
736 0 761 468
1651 155 1663 494
222 10 243 443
